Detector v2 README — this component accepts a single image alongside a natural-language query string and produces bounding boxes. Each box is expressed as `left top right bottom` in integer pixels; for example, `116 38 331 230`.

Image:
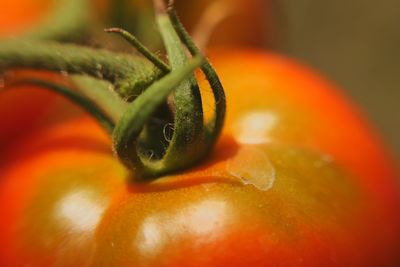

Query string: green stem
0 39 161 99
113 55 204 178
71 75 128 122
168 6 226 153
105 28 170 73
0 2 226 179
152 0 205 171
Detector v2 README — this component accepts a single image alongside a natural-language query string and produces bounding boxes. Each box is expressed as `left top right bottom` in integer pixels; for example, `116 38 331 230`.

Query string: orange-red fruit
0 50 399 267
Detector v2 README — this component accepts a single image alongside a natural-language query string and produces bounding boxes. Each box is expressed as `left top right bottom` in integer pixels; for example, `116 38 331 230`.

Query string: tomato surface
0 49 399 267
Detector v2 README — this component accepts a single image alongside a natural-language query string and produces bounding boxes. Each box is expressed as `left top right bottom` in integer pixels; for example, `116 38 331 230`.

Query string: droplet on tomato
226 145 276 191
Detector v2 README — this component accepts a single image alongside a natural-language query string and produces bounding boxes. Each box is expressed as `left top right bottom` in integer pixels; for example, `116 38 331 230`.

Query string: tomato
0 49 399 267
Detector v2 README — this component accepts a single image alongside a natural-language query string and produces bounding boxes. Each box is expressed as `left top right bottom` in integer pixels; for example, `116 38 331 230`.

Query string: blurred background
1 0 399 159
275 0 400 160
177 0 400 159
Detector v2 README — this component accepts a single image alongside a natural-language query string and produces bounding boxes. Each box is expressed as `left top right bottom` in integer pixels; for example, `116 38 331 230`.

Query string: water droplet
227 145 276 191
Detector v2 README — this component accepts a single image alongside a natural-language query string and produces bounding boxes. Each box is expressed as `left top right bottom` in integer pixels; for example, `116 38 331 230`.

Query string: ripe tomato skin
0 50 399 267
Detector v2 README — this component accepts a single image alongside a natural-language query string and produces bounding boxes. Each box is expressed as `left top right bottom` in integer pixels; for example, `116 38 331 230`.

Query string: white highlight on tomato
136 199 229 257
56 189 105 233
138 216 164 256
233 111 277 144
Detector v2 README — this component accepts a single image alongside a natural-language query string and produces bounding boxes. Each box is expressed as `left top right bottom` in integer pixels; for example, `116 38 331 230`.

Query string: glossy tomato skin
0 50 399 267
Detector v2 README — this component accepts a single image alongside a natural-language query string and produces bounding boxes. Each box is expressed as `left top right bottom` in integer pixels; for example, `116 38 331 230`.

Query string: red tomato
0 49 399 267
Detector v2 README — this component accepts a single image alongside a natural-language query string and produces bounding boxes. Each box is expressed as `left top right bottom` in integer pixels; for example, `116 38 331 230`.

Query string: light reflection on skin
55 189 106 233
136 199 229 257
233 111 277 144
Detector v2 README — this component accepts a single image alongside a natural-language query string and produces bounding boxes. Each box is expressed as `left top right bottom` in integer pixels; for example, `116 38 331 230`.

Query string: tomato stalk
0 39 162 98
167 3 226 154
104 27 170 74
0 1 226 179
149 0 206 177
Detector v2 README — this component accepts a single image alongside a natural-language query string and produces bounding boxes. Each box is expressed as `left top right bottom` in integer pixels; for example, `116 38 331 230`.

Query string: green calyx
0 0 226 180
